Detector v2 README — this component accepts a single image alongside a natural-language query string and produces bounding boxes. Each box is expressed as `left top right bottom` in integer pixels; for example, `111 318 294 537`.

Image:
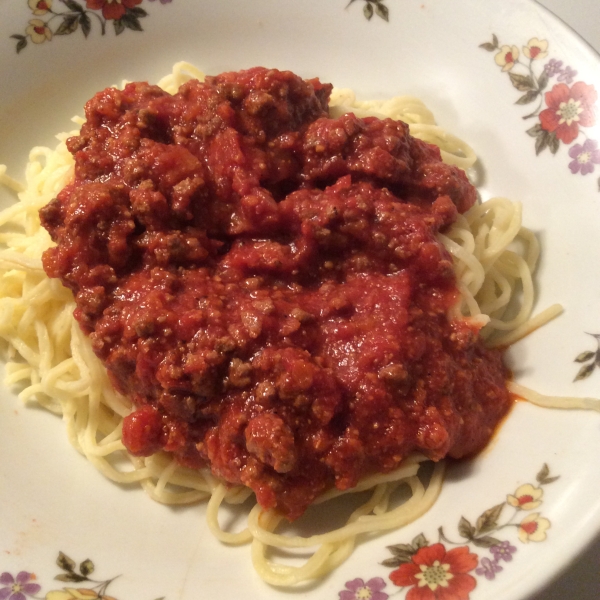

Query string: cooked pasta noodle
0 62 588 586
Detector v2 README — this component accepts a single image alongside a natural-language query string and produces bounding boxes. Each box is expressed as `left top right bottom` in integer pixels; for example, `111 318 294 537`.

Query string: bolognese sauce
40 67 510 520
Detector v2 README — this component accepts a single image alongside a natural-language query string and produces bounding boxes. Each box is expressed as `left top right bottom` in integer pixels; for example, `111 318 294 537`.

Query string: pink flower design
0 572 41 600
568 139 600 175
339 577 388 600
539 82 597 144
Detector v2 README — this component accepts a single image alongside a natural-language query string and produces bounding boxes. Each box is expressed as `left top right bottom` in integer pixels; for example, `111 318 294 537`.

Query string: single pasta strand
206 483 254 545
490 304 564 348
0 165 25 193
508 381 600 412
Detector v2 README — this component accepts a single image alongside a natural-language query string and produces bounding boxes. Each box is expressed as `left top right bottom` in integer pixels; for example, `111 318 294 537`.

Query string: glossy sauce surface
40 68 510 519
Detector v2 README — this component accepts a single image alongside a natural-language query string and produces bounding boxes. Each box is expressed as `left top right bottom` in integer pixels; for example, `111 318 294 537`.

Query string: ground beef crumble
40 67 510 520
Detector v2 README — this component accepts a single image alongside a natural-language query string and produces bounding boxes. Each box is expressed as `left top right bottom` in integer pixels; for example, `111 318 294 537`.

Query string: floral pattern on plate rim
573 333 600 381
480 35 600 190
1 551 164 600
337 464 559 600
339 15 600 187
347 0 390 22
10 0 173 53
1 6 594 599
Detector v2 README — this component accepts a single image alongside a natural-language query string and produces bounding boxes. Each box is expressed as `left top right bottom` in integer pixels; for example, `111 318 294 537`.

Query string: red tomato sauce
40 68 510 520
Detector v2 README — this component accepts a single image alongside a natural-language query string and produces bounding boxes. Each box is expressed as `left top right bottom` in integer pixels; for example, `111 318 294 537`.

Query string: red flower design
86 0 142 20
539 82 597 144
389 543 478 600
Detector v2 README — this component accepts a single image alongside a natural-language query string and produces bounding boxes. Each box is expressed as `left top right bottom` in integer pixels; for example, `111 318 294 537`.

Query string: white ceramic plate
1 1 599 599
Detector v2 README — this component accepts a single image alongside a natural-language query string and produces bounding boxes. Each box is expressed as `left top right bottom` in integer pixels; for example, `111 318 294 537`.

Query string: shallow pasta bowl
0 1 600 599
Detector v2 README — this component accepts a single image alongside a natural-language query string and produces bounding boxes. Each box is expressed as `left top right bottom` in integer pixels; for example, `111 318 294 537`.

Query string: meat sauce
40 68 511 520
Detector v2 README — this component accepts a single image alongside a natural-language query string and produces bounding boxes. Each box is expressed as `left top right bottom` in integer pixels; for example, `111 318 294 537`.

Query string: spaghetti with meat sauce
39 67 511 521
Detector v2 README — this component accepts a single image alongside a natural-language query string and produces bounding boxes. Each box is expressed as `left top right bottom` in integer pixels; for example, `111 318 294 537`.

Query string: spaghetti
0 63 595 586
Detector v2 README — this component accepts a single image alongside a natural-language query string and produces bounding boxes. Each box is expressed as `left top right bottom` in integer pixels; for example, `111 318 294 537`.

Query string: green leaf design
57 552 76 572
479 34 499 51
61 0 85 12
471 535 503 549
475 502 505 534
79 12 91 38
535 129 550 155
55 573 88 583
536 463 560 485
458 516 476 540
386 532 428 565
411 533 429 550
381 557 404 568
383 550 414 564
515 90 539 105
537 70 549 91
548 132 559 154
542 475 560 485
79 559 95 577
55 14 79 36
536 463 550 482
121 11 143 32
12 35 28 53
363 2 374 20
509 72 535 92
128 6 148 18
374 2 389 21
575 350 596 363
526 123 542 137
113 19 125 35
387 542 415 557
574 363 595 381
